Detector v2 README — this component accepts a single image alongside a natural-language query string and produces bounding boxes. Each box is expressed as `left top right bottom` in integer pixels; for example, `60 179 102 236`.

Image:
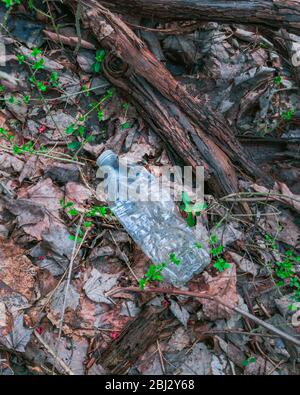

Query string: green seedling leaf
67 141 81 151
67 208 78 216
30 47 41 57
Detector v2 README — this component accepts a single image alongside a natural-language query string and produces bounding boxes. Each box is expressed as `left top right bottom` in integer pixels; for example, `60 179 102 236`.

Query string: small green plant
49 72 60 87
265 233 277 250
138 253 182 289
180 191 207 227
92 49 106 73
85 205 108 217
32 58 44 71
1 0 20 8
81 84 90 97
281 108 295 121
23 95 30 104
209 234 230 273
194 242 203 249
273 75 282 86
59 200 109 243
265 234 300 308
213 257 231 272
30 47 41 57
241 356 256 367
16 54 25 64
64 124 93 152
274 250 300 305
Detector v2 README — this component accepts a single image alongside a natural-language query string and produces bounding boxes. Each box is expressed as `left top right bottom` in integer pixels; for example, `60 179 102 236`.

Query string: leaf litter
0 0 299 376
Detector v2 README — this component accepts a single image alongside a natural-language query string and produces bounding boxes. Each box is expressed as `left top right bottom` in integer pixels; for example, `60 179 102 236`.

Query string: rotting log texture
66 0 271 202
97 305 170 374
100 0 300 35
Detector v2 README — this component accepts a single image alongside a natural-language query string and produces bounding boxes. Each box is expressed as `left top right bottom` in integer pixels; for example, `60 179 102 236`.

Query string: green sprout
180 191 207 227
242 356 256 367
81 84 90 97
49 72 60 87
32 58 44 71
281 108 295 121
92 49 106 73
273 75 282 86
1 0 20 8
16 54 25 64
213 257 231 272
30 47 41 57
23 95 30 104
209 234 230 273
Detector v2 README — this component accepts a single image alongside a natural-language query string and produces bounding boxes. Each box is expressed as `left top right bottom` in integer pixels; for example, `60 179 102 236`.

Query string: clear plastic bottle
97 150 210 287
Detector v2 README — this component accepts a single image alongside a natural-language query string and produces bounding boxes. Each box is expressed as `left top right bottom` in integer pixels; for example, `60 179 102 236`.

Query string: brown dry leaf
258 208 299 248
197 264 238 320
97 307 131 333
0 110 7 128
0 302 12 337
17 178 63 212
0 237 38 302
0 153 24 173
65 182 92 208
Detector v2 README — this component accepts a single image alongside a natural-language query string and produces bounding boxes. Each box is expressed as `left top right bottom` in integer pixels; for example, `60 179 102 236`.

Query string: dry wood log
97 305 170 374
100 0 300 35
66 0 270 202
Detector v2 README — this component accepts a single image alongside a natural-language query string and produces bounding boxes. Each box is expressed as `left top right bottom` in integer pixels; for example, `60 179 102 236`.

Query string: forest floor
0 1 299 375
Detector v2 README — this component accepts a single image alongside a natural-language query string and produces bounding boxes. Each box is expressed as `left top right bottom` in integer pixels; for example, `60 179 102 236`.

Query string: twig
107 286 300 346
108 230 139 282
43 30 95 50
34 330 74 375
52 216 83 374
220 191 300 205
156 340 166 374
74 0 82 54
126 21 204 35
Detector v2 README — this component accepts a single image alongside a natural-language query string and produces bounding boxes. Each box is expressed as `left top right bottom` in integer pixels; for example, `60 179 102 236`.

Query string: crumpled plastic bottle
97 150 210 287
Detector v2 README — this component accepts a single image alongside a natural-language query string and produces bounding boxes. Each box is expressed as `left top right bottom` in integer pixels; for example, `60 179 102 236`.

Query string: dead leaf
17 178 63 212
0 237 38 302
49 281 80 320
169 299 190 328
258 207 299 248
0 302 12 337
179 343 212 375
227 252 258 276
198 264 238 320
84 268 119 304
0 153 24 173
1 313 33 352
65 182 92 208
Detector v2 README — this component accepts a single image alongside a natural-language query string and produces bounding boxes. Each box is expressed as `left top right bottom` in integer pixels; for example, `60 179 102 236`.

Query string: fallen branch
66 0 270 204
107 286 300 347
100 0 300 35
43 30 96 50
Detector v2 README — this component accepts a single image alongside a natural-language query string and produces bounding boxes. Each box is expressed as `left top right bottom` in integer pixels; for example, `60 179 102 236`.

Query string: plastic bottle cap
97 150 118 168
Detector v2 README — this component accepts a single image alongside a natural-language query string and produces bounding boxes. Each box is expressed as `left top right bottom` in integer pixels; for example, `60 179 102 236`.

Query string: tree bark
97 305 170 374
66 0 270 202
100 0 300 35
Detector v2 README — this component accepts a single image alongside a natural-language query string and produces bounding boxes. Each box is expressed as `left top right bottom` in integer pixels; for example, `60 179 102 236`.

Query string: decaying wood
43 30 96 50
97 305 170 374
66 0 270 201
100 0 300 35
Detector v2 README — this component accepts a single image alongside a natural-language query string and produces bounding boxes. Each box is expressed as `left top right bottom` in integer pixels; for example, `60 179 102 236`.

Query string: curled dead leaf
197 264 238 320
